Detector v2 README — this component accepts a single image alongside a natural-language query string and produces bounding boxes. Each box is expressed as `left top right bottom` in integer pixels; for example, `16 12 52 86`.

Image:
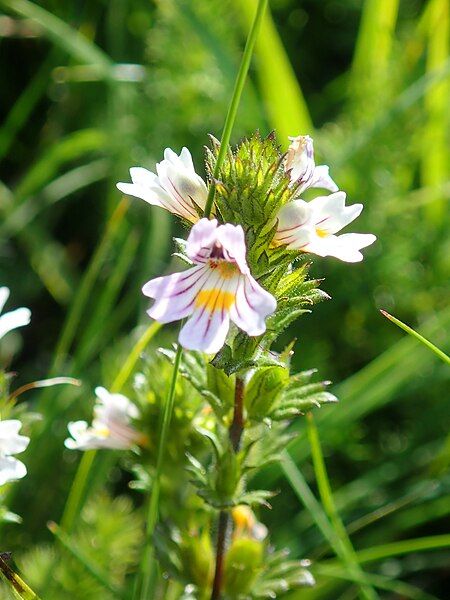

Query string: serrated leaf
237 489 276 508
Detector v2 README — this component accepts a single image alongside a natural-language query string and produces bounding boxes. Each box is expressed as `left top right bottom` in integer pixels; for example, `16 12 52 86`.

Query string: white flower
65 387 142 451
143 218 277 354
0 420 30 486
232 505 268 541
0 287 31 341
274 192 376 262
285 135 338 193
117 147 207 223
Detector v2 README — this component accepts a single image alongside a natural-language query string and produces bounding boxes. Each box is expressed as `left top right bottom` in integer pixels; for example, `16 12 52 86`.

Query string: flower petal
305 233 377 262
274 200 313 249
186 219 219 263
94 387 140 420
0 420 29 455
310 165 339 192
64 421 90 449
179 147 195 171
143 265 214 323
0 456 27 485
0 308 31 340
216 223 249 274
0 287 10 314
179 306 231 354
117 168 185 216
230 275 277 336
285 135 315 189
157 157 206 218
309 192 363 235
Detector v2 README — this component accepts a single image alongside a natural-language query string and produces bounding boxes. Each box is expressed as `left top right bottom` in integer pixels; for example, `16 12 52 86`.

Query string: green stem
380 310 450 365
211 375 246 600
138 343 183 599
60 449 96 533
203 0 268 218
306 413 378 600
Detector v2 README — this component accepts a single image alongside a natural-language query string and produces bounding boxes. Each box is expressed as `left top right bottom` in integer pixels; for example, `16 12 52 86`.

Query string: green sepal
224 539 264 596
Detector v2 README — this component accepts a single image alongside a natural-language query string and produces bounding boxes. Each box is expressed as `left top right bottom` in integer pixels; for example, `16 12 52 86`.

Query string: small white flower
0 287 31 341
0 420 30 486
274 192 376 262
117 147 207 223
65 387 142 451
142 218 277 354
285 135 338 193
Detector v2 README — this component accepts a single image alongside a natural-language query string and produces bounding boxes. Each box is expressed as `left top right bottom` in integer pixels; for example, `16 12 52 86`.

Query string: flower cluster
117 134 375 352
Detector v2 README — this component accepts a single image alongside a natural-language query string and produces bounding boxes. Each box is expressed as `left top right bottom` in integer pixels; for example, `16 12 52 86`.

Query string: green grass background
0 0 449 598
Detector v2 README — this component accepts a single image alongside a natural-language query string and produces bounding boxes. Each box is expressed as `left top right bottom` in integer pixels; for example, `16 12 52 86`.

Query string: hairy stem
211 375 246 599
211 511 229 600
203 0 268 219
229 376 245 451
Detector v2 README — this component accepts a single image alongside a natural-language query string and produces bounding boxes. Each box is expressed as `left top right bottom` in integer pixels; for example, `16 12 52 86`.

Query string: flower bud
224 538 264 596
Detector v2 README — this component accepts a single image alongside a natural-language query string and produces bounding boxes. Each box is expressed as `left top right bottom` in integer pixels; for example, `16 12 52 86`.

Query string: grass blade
204 0 268 217
380 310 450 365
312 564 439 600
420 0 449 222
305 413 378 600
236 0 312 140
350 0 399 89
353 534 450 564
43 197 129 384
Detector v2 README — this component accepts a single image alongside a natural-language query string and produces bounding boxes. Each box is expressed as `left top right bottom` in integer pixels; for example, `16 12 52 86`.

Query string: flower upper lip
116 147 207 223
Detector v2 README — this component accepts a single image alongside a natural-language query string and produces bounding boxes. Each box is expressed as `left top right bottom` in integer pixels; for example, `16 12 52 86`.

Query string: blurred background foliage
0 0 449 598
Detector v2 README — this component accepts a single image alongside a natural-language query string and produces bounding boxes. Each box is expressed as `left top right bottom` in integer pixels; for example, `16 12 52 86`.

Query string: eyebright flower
232 505 268 541
117 147 207 223
0 287 31 341
143 218 277 354
0 420 30 486
285 135 338 193
65 387 143 451
274 192 376 262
